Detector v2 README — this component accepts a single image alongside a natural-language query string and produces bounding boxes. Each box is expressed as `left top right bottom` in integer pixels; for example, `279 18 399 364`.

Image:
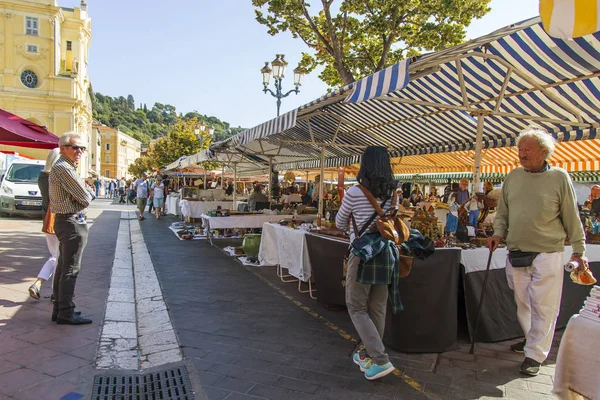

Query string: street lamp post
261 54 305 117
194 123 215 189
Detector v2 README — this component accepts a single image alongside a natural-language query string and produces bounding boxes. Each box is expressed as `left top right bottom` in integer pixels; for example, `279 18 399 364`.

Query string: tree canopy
253 0 491 87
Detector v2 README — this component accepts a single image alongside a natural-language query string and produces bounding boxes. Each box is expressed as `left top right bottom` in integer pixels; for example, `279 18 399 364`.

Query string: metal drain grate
92 366 193 400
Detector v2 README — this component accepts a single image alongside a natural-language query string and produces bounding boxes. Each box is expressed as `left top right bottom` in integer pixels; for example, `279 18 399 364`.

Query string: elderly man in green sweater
488 127 587 377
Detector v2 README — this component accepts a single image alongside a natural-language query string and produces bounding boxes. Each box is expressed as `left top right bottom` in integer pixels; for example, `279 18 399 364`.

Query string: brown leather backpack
357 185 410 245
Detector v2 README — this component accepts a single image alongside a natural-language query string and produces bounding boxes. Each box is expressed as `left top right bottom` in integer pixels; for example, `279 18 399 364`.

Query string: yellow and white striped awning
387 138 600 175
540 0 600 38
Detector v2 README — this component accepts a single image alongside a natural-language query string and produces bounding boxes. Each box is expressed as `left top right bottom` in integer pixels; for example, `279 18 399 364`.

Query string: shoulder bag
42 207 55 234
341 197 387 288
356 185 410 245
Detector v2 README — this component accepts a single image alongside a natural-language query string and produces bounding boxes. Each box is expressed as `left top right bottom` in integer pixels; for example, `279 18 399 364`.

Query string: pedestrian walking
151 176 165 219
49 132 95 325
335 146 398 381
488 127 587 376
93 177 101 198
118 177 126 203
28 148 61 300
134 172 149 220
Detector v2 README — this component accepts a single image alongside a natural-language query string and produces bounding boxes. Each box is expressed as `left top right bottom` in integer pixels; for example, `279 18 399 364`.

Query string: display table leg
277 264 298 283
298 279 317 299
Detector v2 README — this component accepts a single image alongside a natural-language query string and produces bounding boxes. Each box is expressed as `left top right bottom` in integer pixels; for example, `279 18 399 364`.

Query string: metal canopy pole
268 156 273 202
318 146 325 218
473 114 486 193
233 163 237 205
204 168 207 190
221 165 224 188
305 171 309 190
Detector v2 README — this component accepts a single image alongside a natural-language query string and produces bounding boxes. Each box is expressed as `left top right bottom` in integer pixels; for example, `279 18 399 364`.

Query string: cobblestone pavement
140 215 563 400
0 202 565 399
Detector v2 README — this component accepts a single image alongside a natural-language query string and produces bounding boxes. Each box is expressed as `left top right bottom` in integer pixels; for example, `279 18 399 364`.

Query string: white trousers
506 252 564 364
37 233 59 281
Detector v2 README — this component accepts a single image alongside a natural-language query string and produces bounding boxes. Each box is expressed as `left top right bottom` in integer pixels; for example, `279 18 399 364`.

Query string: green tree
128 155 153 177
149 117 212 168
253 0 491 87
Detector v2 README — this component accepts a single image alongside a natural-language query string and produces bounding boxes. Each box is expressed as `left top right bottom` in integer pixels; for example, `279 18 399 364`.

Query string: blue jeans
468 210 480 226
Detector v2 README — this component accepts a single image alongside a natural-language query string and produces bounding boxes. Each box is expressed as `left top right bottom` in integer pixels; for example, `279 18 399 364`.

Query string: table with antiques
180 200 237 220
201 213 317 245
304 231 462 353
460 245 600 342
302 230 600 352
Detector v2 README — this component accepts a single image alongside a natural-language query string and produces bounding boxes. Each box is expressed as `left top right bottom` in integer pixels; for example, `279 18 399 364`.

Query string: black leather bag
509 250 540 268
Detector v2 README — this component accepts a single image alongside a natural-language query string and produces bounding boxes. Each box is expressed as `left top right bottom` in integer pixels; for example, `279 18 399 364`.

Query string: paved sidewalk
0 200 121 399
0 201 566 400
140 215 563 400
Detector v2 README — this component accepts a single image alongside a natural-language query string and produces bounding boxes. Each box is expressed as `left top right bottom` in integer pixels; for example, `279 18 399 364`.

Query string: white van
0 159 45 217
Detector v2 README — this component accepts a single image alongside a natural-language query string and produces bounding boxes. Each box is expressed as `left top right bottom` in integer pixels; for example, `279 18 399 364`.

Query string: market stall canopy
539 0 600 38
191 17 600 175
380 138 600 175
0 108 59 149
394 170 600 184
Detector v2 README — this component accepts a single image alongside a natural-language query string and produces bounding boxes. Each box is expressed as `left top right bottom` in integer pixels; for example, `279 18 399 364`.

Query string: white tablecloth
259 223 312 282
165 195 180 216
180 200 236 218
460 245 600 274
553 314 600 400
201 214 316 230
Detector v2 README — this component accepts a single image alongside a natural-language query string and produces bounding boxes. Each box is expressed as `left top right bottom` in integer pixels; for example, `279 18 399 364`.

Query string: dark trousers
53 214 88 316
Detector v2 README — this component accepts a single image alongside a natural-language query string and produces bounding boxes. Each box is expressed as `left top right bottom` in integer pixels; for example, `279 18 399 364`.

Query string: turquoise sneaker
352 350 372 372
364 362 395 380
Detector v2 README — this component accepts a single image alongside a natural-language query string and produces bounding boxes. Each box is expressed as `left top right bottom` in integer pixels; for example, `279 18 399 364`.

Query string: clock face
21 70 38 88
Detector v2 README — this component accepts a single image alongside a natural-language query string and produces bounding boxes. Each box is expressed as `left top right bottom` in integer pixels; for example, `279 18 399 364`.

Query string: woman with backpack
335 146 398 381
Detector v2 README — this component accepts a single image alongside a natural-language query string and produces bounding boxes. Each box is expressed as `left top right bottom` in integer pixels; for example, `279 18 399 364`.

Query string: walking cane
469 249 495 354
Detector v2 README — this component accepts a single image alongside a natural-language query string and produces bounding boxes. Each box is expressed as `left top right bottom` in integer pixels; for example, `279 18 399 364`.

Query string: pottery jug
242 234 261 257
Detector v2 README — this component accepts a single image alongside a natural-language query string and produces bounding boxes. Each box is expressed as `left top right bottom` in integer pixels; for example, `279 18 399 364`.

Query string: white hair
43 148 61 173
516 126 556 160
58 132 82 147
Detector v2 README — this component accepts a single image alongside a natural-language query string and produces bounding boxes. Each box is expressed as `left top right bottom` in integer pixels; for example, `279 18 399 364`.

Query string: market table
553 314 600 400
165 195 181 217
460 245 600 342
201 213 316 245
180 200 237 219
259 223 312 282
305 233 462 353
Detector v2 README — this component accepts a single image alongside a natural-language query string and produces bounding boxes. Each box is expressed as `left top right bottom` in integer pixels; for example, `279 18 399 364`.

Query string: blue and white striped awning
225 109 298 148
345 60 410 104
189 17 600 175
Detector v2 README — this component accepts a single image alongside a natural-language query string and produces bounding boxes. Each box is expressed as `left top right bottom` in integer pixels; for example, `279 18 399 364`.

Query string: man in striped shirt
49 132 94 325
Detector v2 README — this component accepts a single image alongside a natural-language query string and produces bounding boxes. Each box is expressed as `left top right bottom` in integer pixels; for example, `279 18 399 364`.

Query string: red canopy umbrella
0 108 59 149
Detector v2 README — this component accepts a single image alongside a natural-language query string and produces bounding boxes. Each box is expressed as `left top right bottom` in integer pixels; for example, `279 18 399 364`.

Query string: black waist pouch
508 250 540 268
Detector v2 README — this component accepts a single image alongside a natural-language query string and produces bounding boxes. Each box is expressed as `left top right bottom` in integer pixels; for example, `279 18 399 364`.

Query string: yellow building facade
96 124 141 180
0 0 93 176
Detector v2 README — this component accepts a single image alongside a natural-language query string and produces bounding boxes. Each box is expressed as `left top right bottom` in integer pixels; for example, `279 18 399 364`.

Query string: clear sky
62 0 539 129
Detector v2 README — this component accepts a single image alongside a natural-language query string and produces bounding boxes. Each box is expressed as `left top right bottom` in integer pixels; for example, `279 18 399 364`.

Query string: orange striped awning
384 138 600 175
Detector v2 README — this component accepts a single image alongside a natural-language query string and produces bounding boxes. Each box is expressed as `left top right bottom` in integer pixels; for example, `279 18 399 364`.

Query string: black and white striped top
335 185 393 242
49 156 93 214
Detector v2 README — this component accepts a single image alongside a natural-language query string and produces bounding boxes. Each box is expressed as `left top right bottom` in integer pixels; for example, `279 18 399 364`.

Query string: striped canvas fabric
345 60 410 104
540 0 600 38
